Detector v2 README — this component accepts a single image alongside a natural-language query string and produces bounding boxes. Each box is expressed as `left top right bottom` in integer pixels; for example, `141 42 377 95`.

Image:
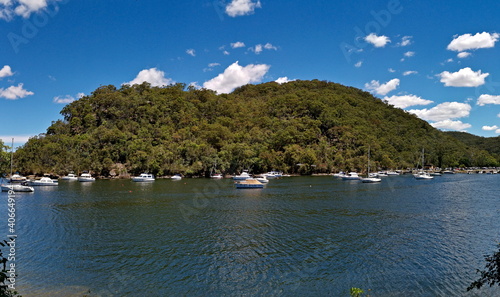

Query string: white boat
262 172 277 179
132 173 155 182
28 177 58 186
414 149 433 180
210 173 223 179
333 171 346 178
429 172 442 176
386 171 400 176
361 148 381 183
1 183 35 192
235 178 264 189
78 173 95 182
342 172 361 180
61 173 78 180
1 138 35 193
255 176 269 183
233 170 251 180
10 173 27 182
171 174 182 180
376 171 388 177
414 171 433 180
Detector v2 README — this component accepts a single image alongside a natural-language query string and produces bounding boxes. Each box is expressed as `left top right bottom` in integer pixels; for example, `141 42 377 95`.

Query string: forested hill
445 131 500 159
13 80 498 176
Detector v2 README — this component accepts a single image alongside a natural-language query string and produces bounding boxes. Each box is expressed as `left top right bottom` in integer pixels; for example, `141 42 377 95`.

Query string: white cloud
397 36 412 47
383 94 433 109
186 49 195 56
364 33 390 47
404 51 415 57
203 61 270 94
0 65 14 78
498 113 500 118
497 129 500 134
457 52 471 58
477 94 500 106
252 44 263 54
438 67 488 87
204 63 221 72
250 43 277 54
225 0 261 17
208 63 220 68
230 41 245 48
0 0 56 20
52 92 84 104
0 83 33 100
354 61 362 68
275 77 295 84
431 120 471 131
125 68 174 87
388 68 396 73
263 43 277 50
482 125 499 131
188 82 201 89
223 50 230 55
365 78 400 96
447 32 499 52
409 102 471 121
403 71 417 76
53 95 75 104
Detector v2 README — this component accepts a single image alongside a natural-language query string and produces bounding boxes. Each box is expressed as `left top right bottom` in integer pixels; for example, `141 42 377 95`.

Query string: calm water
1 174 499 296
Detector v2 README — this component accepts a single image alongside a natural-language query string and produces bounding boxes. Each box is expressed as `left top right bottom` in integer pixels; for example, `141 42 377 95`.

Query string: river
1 174 499 296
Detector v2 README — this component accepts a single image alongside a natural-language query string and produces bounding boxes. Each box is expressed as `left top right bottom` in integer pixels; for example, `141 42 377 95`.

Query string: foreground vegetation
4 80 498 177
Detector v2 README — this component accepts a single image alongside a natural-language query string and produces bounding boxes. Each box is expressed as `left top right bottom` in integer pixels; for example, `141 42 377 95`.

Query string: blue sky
1 0 500 148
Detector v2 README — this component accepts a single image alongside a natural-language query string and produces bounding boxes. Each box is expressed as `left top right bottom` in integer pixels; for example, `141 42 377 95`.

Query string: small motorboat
341 172 361 180
1 182 34 192
171 174 182 180
132 173 155 182
78 173 96 182
28 177 58 186
233 170 251 180
61 173 78 180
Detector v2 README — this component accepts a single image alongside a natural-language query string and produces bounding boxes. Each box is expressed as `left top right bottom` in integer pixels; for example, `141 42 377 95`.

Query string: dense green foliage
0 140 10 178
446 132 500 164
9 80 498 177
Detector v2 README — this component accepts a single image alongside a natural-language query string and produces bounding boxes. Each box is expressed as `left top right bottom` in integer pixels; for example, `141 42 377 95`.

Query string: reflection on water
0 175 498 296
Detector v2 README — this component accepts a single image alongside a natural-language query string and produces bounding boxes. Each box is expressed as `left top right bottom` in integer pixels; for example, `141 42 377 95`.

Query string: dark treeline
5 80 498 177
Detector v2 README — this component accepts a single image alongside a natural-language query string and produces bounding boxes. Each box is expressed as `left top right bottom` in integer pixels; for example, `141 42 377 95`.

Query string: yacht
171 174 182 180
342 172 361 180
28 177 58 186
61 173 78 180
132 173 155 182
1 183 34 192
78 173 95 182
233 170 251 180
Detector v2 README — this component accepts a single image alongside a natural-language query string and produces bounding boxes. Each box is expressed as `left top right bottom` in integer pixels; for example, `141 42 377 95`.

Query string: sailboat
361 147 381 183
414 148 433 180
1 138 35 192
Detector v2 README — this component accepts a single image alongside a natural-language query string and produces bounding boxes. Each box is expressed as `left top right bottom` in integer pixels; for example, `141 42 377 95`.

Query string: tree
468 243 500 291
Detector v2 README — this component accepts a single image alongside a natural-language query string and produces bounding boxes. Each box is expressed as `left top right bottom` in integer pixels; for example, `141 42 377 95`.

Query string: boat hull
1 184 35 192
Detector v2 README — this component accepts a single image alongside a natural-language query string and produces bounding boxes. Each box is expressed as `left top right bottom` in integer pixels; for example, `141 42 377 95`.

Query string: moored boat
78 173 95 182
342 172 361 180
61 173 78 180
171 174 182 180
28 177 58 186
132 173 155 182
1 183 34 192
233 170 251 180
